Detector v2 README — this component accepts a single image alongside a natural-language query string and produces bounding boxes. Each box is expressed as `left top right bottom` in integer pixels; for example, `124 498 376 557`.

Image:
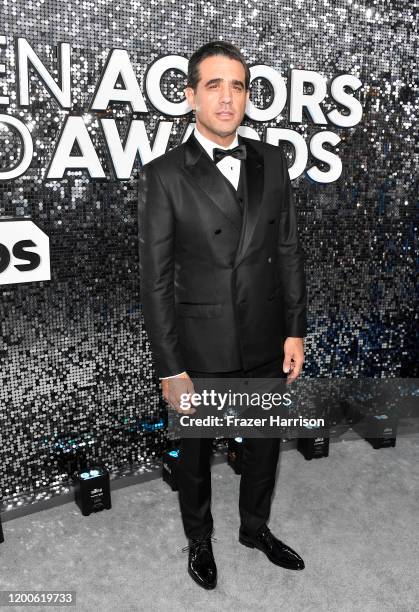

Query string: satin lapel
182 132 242 231
233 134 264 268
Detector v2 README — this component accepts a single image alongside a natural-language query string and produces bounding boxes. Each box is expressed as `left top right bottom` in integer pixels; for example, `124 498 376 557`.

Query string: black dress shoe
239 524 305 570
182 529 217 589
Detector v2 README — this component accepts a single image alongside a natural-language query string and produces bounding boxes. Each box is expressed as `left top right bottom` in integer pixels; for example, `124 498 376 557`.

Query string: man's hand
283 337 304 384
161 372 197 414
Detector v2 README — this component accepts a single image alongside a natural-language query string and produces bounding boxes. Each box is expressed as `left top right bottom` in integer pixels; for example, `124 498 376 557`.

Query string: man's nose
219 85 233 103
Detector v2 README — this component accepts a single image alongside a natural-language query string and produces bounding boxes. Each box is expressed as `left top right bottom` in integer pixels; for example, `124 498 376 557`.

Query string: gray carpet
1 436 418 612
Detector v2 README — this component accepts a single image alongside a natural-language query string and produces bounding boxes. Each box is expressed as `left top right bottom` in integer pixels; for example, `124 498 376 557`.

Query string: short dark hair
187 41 250 91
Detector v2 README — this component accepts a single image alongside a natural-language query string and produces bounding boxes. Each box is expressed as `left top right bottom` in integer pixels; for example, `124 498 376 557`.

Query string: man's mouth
217 111 234 117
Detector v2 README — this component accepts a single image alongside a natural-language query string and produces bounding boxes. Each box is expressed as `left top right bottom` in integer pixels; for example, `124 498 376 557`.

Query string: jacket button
214 229 222 234
267 257 272 263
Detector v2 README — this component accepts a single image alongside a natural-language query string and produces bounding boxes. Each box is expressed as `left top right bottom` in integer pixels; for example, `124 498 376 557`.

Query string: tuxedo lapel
182 132 242 231
234 133 264 268
182 131 265 263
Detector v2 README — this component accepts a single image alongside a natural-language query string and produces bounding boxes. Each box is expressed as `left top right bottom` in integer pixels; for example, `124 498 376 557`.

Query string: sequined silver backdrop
0 0 417 512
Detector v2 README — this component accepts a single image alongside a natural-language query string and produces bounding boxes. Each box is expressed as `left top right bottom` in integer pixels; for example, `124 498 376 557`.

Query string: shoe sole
239 536 305 570
187 566 217 590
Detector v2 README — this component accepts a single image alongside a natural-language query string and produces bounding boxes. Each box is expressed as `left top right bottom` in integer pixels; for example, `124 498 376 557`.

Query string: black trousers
177 356 286 539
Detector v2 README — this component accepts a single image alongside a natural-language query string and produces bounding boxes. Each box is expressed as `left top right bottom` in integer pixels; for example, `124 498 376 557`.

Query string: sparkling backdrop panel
0 0 417 512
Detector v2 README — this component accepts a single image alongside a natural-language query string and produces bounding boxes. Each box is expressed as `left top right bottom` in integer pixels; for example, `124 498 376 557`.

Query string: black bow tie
213 144 247 164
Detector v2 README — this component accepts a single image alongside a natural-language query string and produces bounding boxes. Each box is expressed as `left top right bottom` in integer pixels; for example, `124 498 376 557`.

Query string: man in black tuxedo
138 41 307 590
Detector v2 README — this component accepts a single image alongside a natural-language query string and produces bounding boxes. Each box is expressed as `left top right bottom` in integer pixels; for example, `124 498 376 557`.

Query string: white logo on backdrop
0 219 50 285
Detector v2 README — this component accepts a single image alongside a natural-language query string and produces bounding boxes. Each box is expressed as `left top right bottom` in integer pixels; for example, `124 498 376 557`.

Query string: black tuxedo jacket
138 131 307 378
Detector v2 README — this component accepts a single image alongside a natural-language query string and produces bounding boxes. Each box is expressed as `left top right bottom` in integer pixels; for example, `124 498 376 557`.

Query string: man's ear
184 86 195 110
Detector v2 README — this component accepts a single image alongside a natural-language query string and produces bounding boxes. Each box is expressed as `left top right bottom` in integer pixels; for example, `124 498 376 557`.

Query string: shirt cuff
160 371 187 380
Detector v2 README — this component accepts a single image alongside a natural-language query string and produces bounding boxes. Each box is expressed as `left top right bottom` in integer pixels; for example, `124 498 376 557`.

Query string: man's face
184 55 249 143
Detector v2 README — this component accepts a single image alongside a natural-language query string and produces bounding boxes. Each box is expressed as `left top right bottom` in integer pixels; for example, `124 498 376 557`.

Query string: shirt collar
193 125 239 160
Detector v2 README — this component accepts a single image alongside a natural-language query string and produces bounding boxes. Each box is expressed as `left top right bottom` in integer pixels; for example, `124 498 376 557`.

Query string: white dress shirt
161 125 241 380
193 125 241 189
